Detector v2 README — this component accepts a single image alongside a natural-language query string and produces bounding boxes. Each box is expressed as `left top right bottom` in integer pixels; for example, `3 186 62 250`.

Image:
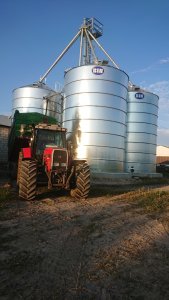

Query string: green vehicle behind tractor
8 111 90 200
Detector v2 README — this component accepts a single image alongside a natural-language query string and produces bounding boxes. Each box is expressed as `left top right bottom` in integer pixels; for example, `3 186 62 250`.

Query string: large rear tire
19 160 37 200
70 162 90 200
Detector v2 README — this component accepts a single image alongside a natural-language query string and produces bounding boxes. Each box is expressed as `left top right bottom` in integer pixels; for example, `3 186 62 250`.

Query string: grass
121 188 169 213
137 190 169 213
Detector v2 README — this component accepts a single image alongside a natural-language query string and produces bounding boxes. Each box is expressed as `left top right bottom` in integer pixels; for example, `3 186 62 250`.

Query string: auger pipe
85 28 98 64
39 30 81 83
87 29 119 68
87 29 133 86
79 28 84 66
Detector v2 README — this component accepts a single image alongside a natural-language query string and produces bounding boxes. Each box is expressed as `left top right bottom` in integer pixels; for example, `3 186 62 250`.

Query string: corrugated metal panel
126 89 159 173
12 83 62 122
62 65 129 172
0 115 11 127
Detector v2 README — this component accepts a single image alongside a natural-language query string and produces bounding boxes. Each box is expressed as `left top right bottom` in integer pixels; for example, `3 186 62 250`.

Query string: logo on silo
92 66 104 75
135 92 144 99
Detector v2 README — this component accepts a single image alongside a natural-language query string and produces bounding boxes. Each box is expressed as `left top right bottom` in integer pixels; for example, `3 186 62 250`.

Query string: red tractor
8 112 90 200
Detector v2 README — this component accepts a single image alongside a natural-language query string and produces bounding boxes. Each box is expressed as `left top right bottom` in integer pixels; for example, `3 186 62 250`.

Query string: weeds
122 189 169 213
137 191 169 213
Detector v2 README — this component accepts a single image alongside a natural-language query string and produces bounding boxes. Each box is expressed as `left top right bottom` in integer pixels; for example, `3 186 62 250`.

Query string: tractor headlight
53 162 59 166
61 163 67 167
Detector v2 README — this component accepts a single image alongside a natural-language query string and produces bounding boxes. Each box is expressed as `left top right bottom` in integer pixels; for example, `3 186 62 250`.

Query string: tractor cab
33 124 67 157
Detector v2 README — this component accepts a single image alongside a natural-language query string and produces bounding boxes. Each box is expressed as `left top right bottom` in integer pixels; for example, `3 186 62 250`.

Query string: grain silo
12 82 62 123
63 64 129 172
126 86 159 173
37 17 159 178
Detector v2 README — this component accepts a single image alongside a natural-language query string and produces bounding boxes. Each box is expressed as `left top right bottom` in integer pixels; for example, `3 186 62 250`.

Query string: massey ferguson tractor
8 111 90 200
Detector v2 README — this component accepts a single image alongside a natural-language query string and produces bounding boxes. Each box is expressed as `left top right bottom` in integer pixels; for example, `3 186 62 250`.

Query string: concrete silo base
91 172 162 185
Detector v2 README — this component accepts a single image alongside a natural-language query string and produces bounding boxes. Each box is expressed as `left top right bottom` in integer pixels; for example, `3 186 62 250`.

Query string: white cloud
145 80 169 110
131 57 169 74
144 81 169 146
131 65 153 74
159 57 169 64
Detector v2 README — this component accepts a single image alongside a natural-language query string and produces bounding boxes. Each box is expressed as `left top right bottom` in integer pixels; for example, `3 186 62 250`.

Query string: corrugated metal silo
62 65 129 173
12 82 62 123
126 87 159 173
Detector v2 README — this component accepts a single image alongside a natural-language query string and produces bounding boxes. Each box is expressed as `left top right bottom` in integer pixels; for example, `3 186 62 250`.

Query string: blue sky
1 0 169 145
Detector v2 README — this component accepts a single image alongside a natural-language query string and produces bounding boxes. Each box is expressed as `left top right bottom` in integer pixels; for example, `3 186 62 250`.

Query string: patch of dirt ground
1 183 169 299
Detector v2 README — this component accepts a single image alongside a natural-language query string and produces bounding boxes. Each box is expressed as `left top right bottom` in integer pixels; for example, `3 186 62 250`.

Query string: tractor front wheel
19 160 37 200
70 162 90 200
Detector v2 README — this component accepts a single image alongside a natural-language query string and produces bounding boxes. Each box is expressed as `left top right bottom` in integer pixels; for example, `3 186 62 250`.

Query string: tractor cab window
36 129 66 155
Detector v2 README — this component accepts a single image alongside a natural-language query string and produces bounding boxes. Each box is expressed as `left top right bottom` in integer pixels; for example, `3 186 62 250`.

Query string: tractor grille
52 149 68 169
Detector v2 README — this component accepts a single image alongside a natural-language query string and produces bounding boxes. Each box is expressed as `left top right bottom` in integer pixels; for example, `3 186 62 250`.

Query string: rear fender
22 147 32 159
